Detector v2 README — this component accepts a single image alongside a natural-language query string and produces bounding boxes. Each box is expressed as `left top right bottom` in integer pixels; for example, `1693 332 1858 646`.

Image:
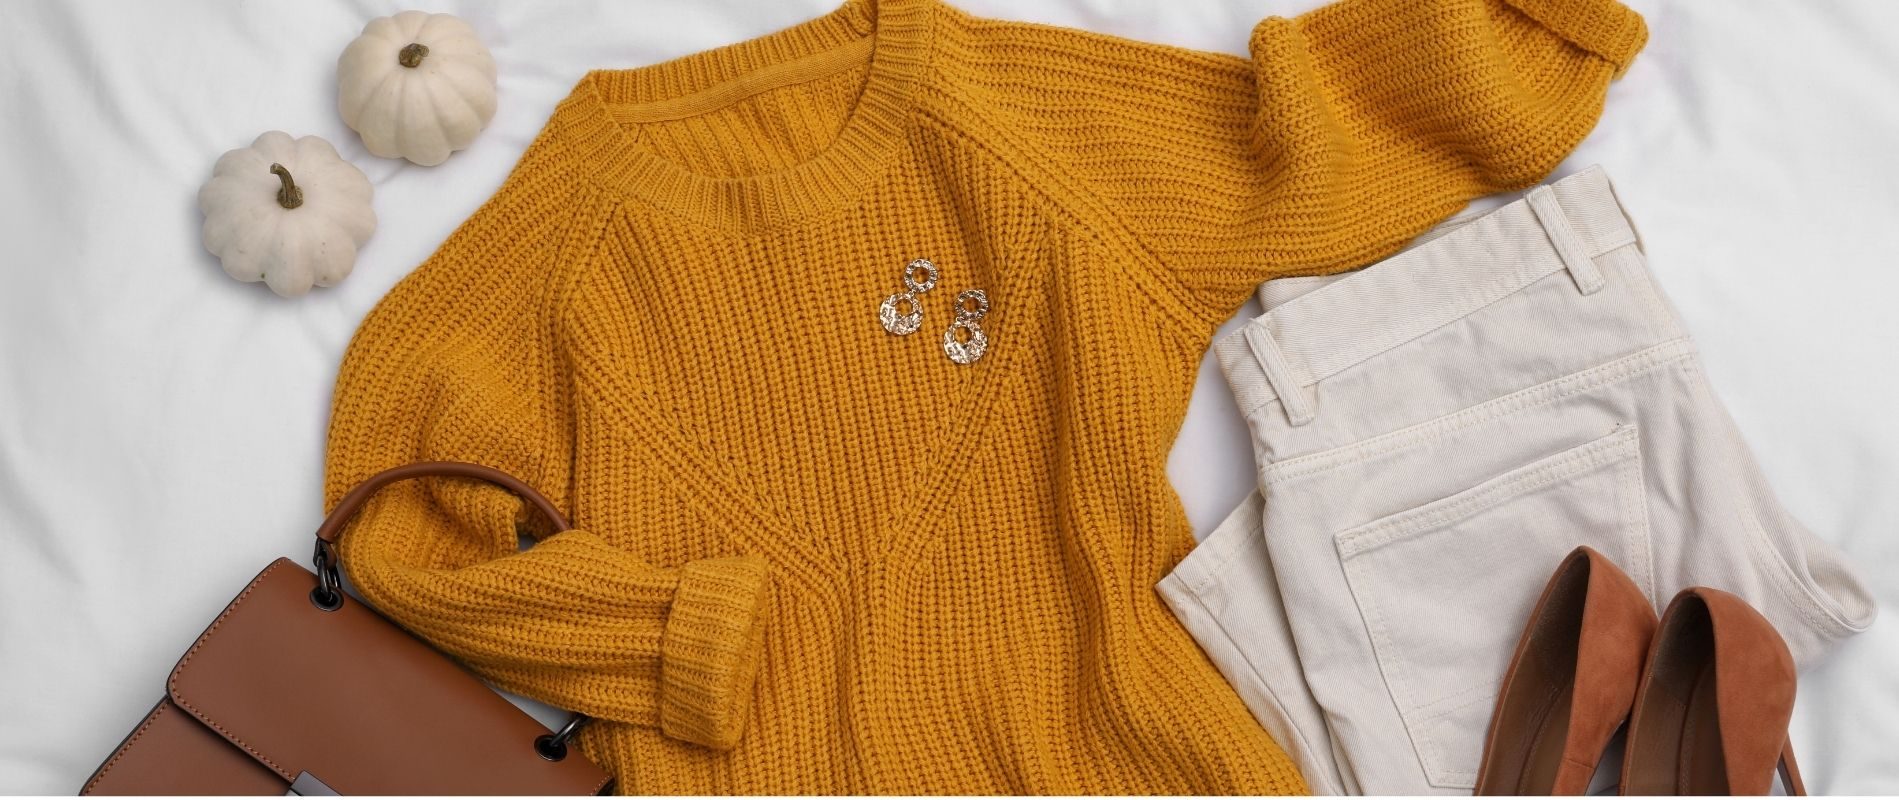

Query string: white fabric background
0 1 1892 794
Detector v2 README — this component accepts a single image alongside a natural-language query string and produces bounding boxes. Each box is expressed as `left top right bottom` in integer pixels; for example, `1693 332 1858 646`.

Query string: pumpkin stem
398 42 429 68
269 163 304 210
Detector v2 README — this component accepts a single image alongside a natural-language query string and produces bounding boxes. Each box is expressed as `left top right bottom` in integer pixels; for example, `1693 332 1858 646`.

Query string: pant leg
1158 492 1350 795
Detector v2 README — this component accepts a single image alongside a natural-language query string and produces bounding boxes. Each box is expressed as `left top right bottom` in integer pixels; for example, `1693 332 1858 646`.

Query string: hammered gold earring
879 258 938 336
942 288 989 364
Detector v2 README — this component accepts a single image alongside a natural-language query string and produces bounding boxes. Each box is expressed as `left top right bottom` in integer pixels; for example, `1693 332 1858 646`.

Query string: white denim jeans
1159 167 1877 795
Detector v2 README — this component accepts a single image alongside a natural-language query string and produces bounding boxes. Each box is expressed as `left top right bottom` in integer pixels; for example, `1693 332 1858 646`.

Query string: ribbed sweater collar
552 0 935 232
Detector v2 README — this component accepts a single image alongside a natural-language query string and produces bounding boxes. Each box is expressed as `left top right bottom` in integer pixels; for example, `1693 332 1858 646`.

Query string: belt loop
1527 185 1605 295
1242 322 1316 427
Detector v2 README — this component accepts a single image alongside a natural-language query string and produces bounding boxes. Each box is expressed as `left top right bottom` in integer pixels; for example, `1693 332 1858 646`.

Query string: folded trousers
1159 166 1877 795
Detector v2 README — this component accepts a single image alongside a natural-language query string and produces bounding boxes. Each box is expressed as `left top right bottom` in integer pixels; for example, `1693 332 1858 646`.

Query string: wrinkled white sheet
1 0 1893 794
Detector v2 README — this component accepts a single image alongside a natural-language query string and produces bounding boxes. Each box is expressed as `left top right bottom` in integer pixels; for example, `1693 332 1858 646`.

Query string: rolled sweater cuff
659 555 772 750
1503 0 1649 77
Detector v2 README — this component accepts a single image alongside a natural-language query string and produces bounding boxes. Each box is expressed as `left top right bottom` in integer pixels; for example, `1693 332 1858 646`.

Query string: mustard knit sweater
325 0 1645 792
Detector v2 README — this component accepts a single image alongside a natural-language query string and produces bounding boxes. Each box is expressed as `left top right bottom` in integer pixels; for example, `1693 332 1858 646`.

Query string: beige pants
1159 167 1876 795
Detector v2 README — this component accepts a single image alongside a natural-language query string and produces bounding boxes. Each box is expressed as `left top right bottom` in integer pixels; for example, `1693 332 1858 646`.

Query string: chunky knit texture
325 0 1644 792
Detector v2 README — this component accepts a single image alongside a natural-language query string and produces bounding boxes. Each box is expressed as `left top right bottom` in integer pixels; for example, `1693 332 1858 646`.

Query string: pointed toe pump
1476 547 1658 795
1621 587 1805 796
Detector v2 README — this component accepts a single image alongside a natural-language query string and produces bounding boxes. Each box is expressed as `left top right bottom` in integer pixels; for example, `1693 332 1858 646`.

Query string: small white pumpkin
337 11 497 166
198 131 377 298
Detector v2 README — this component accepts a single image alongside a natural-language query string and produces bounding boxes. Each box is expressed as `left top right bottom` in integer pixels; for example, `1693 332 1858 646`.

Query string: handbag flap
166 558 611 795
81 698 286 795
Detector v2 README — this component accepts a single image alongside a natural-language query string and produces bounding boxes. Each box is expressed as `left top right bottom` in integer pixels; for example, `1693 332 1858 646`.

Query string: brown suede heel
1476 547 1658 795
1621 588 1803 796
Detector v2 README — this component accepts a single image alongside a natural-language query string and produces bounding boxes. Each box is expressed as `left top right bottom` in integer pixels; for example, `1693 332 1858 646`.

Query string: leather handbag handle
316 461 570 545
308 461 593 760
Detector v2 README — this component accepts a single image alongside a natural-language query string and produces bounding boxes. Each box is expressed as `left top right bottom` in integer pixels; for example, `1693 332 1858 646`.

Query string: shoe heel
1779 741 1806 796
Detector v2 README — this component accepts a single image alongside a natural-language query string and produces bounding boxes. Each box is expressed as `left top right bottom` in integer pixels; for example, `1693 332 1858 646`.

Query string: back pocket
1335 424 1654 789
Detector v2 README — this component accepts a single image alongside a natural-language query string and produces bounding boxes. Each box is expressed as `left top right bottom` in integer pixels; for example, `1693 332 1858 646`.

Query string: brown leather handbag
81 462 614 795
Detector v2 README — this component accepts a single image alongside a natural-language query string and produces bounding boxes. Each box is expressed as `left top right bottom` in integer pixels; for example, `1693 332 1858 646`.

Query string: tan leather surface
1477 551 1589 795
161 557 610 795
85 461 610 795
1704 588 1799 795
1623 588 1801 796
1562 551 1658 780
80 698 285 795
1475 547 1656 796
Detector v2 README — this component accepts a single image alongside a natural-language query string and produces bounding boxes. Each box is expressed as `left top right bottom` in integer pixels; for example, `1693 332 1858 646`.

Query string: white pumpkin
337 11 497 166
198 131 377 298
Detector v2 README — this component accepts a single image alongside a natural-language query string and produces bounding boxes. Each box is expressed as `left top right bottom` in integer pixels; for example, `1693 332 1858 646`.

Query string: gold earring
879 258 937 336
943 288 989 364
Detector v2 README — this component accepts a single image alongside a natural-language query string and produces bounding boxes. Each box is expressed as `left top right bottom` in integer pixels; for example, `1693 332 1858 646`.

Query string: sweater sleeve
1001 0 1646 325
323 139 769 751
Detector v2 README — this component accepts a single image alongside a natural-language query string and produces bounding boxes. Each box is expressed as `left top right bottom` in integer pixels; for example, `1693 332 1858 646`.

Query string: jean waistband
1214 165 1640 427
